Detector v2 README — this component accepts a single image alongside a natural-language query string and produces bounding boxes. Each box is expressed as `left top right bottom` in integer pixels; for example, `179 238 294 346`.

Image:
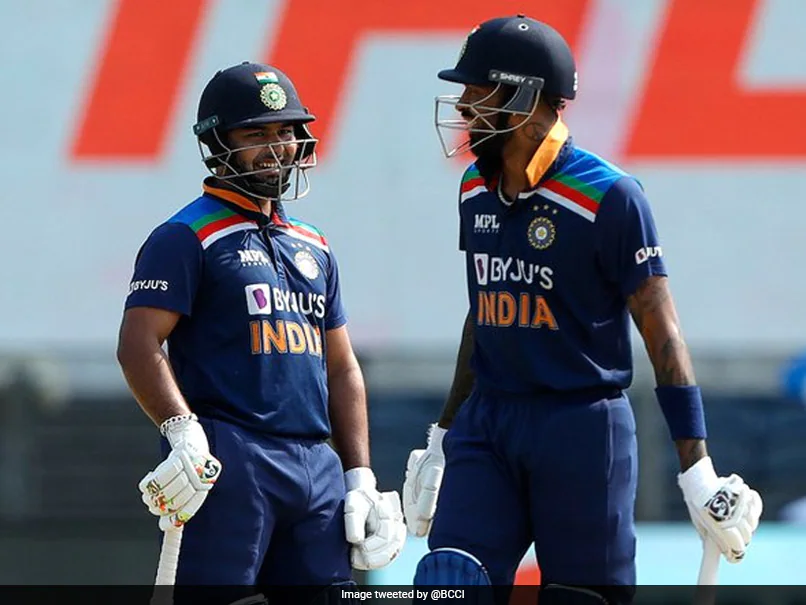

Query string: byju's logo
634 246 663 265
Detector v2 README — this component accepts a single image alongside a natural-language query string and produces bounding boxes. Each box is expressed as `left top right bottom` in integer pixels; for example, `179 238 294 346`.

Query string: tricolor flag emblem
254 72 279 85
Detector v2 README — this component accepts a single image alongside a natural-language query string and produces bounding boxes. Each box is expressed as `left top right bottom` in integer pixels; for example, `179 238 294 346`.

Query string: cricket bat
156 527 184 584
693 539 721 605
150 526 184 605
697 539 720 585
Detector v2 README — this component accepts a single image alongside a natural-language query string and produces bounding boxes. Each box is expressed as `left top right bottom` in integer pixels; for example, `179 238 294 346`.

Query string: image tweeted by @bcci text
342 588 466 602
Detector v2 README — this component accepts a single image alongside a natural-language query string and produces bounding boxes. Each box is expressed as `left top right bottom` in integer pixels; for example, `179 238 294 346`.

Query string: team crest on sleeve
294 249 320 279
527 216 556 250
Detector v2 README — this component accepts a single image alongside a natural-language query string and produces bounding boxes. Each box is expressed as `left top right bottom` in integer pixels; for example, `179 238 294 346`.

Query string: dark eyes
247 129 294 139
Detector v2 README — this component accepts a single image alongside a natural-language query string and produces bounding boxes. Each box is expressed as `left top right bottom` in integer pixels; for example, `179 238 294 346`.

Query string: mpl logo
634 246 663 265
474 214 500 234
238 249 270 266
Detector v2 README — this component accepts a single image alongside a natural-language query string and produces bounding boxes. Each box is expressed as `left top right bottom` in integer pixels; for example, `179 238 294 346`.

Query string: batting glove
403 424 446 537
678 456 763 563
138 414 222 531
344 467 406 570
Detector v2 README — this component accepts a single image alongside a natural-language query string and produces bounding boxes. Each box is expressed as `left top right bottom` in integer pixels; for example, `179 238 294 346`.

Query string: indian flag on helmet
254 72 279 84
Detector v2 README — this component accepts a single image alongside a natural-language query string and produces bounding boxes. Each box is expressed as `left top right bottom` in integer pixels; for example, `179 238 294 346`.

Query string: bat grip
697 538 721 586
149 527 183 605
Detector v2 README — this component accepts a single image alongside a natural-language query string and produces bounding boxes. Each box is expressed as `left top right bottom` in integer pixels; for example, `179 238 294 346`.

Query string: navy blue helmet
435 15 577 158
193 62 318 201
439 15 577 100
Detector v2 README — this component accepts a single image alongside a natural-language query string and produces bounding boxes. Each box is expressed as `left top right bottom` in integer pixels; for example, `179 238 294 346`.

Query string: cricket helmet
435 15 577 158
193 62 318 201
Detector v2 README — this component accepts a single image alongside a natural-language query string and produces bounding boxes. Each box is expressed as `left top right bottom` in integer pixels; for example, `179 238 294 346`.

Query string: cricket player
116 62 405 602
403 16 763 604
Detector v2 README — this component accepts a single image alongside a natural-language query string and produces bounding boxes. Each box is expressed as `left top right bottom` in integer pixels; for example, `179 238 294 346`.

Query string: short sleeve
125 222 203 316
595 176 667 299
324 249 348 331
458 190 467 252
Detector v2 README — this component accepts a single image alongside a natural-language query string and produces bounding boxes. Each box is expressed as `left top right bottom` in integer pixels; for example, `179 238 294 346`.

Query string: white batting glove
678 457 763 563
403 424 446 537
344 467 406 570
138 414 223 531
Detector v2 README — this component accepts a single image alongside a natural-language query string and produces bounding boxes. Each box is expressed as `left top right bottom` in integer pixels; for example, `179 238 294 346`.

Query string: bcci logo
294 250 320 280
527 216 555 250
260 83 287 110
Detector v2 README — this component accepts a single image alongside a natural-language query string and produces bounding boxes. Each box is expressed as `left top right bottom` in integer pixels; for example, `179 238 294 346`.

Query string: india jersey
459 137 666 394
125 179 346 437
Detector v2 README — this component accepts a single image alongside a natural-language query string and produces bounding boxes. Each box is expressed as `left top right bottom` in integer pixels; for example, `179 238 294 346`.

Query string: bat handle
150 526 184 605
697 538 721 586
156 527 184 584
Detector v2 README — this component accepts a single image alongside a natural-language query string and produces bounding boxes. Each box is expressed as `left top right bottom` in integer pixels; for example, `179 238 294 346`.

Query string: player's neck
251 197 273 216
500 139 540 200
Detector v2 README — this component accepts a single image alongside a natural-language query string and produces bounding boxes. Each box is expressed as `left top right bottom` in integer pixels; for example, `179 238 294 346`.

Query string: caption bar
342 589 465 601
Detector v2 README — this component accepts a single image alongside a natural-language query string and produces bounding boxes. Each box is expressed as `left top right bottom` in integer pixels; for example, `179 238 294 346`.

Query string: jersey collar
524 117 570 188
201 177 288 225
484 119 573 198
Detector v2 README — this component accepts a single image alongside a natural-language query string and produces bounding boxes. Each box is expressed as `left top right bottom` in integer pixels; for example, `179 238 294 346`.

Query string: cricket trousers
160 416 352 599
428 387 638 599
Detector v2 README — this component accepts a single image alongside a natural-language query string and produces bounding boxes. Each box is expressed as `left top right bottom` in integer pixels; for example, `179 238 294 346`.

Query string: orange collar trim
525 118 569 188
202 181 262 214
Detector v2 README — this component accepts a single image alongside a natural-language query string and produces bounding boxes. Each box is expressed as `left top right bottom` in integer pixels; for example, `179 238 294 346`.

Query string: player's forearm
628 276 707 471
328 364 371 470
117 339 191 427
648 337 708 469
438 311 476 430
628 277 695 387
638 310 710 469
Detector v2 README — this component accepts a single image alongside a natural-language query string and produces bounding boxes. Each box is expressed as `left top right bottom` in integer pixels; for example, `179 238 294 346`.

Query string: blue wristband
655 385 707 440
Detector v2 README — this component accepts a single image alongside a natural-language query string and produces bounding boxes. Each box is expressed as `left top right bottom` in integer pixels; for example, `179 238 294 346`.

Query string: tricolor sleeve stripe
169 196 223 225
460 185 488 204
177 203 256 249
287 218 328 245
197 214 255 249
461 177 486 193
541 179 600 216
460 165 487 203
534 186 597 222
551 172 606 203
460 165 482 187
274 225 330 252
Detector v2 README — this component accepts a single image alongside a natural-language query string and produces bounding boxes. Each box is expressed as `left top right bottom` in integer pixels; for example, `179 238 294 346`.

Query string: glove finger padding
158 490 208 531
416 465 443 519
350 491 406 571
344 490 372 544
406 450 426 475
736 518 753 545
747 489 763 533
139 451 185 495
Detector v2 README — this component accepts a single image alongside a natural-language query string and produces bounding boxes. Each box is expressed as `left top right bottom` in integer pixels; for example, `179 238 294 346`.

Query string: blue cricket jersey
459 126 666 394
124 179 347 438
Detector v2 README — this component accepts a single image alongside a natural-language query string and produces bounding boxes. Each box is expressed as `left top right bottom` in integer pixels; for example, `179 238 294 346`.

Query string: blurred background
1 0 805 587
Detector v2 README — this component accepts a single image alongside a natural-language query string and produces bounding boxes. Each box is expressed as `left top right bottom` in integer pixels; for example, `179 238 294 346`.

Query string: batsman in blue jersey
116 62 405 603
404 16 763 604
